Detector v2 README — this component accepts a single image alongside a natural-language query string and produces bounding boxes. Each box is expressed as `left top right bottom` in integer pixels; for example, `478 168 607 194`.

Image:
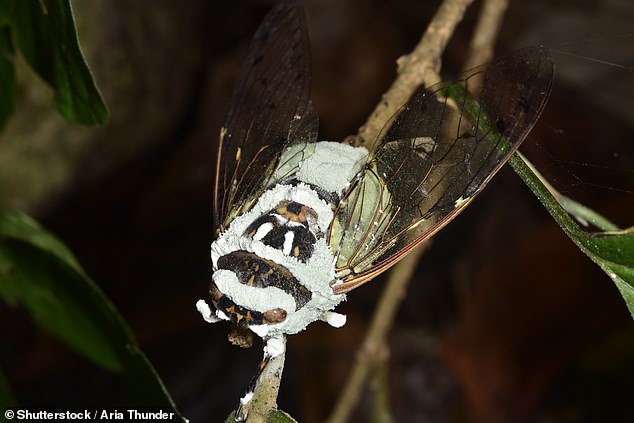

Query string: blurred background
1 0 633 421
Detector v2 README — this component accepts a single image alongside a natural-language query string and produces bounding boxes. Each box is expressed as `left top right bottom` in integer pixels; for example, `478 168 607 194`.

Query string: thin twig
325 245 429 423
357 0 476 150
239 0 502 420
329 0 477 419
369 357 395 423
233 0 475 419
463 0 509 70
325 0 513 421
243 341 286 423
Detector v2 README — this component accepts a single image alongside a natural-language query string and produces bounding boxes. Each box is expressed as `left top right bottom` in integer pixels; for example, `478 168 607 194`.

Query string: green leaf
0 212 119 370
0 211 185 419
8 0 108 125
0 26 16 130
555 194 621 232
508 154 634 317
578 228 634 315
444 81 634 319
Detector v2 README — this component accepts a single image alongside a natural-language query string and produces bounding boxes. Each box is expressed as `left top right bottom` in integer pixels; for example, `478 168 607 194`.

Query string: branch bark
357 0 476 150
464 0 509 70
242 351 286 423
325 246 429 423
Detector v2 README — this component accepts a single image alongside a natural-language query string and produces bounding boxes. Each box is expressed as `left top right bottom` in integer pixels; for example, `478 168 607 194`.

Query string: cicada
197 0 554 411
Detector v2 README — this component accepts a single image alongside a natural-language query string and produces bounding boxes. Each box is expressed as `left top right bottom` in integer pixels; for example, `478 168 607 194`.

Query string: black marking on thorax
209 281 286 327
211 282 266 326
244 201 318 262
282 178 340 208
217 250 312 309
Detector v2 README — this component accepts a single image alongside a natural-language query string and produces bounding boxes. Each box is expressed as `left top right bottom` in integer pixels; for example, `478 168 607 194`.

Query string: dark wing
214 0 318 232
330 46 554 293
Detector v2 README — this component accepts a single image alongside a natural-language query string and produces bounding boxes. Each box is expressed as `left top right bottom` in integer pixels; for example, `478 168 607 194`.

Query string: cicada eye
263 308 287 324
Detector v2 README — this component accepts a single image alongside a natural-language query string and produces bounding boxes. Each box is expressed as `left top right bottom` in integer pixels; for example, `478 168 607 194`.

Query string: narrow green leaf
581 229 634 316
0 26 16 130
582 228 634 267
0 243 123 370
509 154 634 317
0 211 185 420
444 81 634 318
612 272 634 315
556 194 621 232
8 0 108 125
0 211 86 276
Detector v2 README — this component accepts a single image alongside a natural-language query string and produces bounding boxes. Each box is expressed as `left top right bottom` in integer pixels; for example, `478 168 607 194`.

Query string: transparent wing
214 0 318 232
331 46 554 293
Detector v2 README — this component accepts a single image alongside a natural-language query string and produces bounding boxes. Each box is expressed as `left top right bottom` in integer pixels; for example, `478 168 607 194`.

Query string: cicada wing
214 0 318 232
331 46 554 293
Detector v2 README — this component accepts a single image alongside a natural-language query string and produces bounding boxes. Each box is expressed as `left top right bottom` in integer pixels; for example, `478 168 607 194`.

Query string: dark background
1 0 633 421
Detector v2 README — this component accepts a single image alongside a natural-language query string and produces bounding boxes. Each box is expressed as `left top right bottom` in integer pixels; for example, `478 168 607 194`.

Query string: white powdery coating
274 141 368 195
282 231 294 255
250 323 270 337
253 221 273 241
240 391 254 406
264 336 286 358
321 311 347 328
209 183 347 338
213 269 296 313
196 299 221 323
212 183 333 270
211 235 345 337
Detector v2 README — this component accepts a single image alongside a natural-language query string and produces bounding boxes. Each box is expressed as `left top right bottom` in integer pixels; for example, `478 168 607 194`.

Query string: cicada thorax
244 201 320 263
207 142 368 341
209 200 326 328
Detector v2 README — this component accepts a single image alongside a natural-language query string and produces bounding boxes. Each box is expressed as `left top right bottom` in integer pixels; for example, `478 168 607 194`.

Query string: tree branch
237 0 507 420
325 246 429 423
464 0 509 70
357 0 476 150
242 349 286 423
326 0 514 420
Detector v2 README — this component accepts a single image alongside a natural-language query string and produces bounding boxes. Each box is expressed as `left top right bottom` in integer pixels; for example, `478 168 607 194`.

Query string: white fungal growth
282 231 294 256
249 323 271 338
264 336 286 358
207 180 349 338
454 196 470 208
321 311 347 328
213 269 297 313
196 299 221 323
239 391 254 406
252 222 273 241
212 183 334 249
274 141 367 195
202 142 369 338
